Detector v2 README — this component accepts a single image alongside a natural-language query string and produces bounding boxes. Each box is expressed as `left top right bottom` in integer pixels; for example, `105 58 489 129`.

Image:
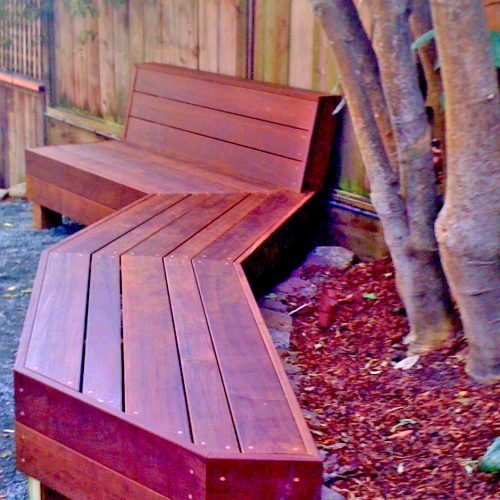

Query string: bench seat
16 192 322 499
26 141 280 226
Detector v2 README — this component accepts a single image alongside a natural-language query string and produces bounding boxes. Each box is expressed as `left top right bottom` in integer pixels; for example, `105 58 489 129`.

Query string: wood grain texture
15 370 207 499
194 259 306 454
121 256 191 440
165 259 239 451
25 252 90 388
16 423 166 500
27 176 115 226
82 255 122 409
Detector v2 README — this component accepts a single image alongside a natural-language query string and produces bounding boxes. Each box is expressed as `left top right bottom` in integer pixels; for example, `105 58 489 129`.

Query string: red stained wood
193 259 306 454
130 91 310 160
199 191 305 261
27 176 114 226
170 194 269 259
15 370 207 499
121 256 191 440
25 252 90 389
206 455 322 500
17 64 339 499
54 194 184 254
165 259 239 451
26 149 146 210
126 118 304 190
16 423 166 500
126 194 244 257
100 195 207 256
82 255 122 409
132 65 319 130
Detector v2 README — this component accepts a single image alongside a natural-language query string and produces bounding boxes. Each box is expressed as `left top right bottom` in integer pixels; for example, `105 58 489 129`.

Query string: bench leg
33 203 62 230
28 477 67 500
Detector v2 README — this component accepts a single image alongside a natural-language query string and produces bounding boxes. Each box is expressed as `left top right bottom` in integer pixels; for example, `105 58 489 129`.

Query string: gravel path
0 200 81 499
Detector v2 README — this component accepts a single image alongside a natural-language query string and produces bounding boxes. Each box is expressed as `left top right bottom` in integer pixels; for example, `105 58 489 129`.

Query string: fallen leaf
390 419 417 433
397 463 404 474
394 355 420 370
1 451 11 459
388 430 414 440
362 293 377 300
2 223 13 228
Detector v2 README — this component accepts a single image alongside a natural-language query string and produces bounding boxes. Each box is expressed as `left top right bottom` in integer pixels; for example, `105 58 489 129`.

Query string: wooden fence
0 0 44 80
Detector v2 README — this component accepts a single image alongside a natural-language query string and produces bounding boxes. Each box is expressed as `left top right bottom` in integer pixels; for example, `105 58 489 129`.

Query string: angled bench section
16 65 339 499
26 63 336 227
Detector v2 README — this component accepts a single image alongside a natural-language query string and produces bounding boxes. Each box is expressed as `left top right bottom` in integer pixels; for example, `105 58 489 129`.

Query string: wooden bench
26 63 335 227
16 65 339 499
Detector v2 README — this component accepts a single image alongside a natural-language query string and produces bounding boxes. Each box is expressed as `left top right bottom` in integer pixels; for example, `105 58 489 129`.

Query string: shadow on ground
0 200 81 499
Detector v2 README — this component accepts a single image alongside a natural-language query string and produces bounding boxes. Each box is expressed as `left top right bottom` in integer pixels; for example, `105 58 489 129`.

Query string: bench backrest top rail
124 64 338 192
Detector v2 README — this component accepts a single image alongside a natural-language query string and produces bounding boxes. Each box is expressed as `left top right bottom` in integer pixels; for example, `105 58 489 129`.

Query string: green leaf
479 437 500 474
362 293 377 300
390 419 416 433
489 31 500 68
411 29 435 51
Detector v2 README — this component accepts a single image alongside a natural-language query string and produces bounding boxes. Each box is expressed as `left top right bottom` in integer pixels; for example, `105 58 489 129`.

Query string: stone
303 246 354 271
321 486 345 500
275 276 317 297
268 328 290 350
7 182 26 199
258 296 288 313
260 308 292 333
0 189 8 201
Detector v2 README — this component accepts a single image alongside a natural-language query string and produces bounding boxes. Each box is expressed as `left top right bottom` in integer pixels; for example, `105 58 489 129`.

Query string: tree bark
312 0 454 352
431 0 500 384
410 0 445 149
371 0 453 352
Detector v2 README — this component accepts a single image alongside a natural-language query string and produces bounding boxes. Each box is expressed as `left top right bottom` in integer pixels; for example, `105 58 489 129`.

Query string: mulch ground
282 257 499 499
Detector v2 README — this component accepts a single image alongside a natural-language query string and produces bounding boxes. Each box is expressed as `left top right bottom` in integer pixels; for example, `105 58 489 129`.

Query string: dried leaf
393 355 420 370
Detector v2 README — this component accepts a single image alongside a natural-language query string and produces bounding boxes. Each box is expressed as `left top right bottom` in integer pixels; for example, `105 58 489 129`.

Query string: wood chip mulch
282 257 499 499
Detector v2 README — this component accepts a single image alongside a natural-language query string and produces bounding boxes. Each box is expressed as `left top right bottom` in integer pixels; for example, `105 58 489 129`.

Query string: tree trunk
410 0 445 149
312 0 454 352
431 0 500 384
371 0 453 352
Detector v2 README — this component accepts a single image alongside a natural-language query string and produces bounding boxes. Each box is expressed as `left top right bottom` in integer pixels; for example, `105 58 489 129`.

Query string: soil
274 257 499 499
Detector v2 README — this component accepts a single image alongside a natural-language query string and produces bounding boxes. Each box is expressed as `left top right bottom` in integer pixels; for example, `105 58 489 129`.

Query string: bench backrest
124 64 338 192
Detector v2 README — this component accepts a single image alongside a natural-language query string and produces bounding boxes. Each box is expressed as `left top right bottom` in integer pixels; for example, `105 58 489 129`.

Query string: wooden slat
99 195 208 256
133 67 318 129
193 259 306 454
121 256 190 440
82 255 122 409
26 148 146 210
171 194 268 259
165 260 239 451
126 118 304 190
100 140 278 193
54 194 184 254
126 194 244 257
25 252 90 388
16 423 166 500
199 191 305 261
71 141 252 194
15 370 207 499
26 176 115 226
130 92 310 160
206 454 322 500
